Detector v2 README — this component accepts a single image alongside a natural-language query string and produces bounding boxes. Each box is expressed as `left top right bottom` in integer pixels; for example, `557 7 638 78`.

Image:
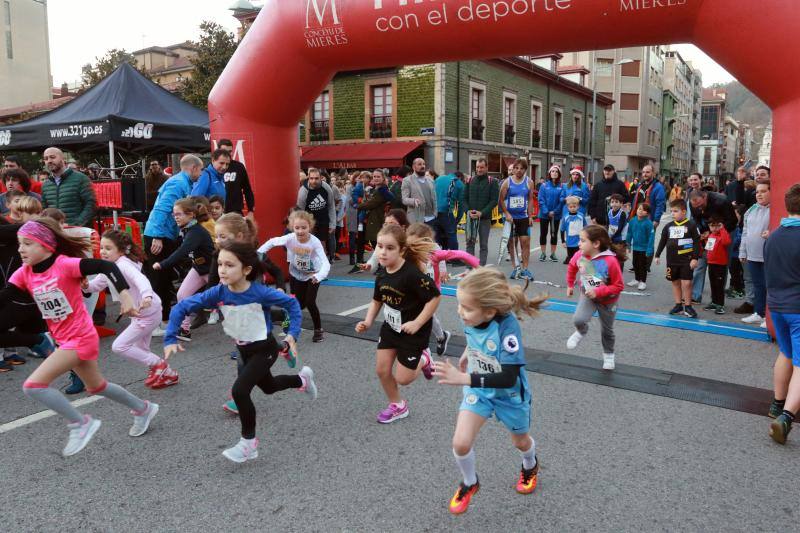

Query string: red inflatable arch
208 0 800 242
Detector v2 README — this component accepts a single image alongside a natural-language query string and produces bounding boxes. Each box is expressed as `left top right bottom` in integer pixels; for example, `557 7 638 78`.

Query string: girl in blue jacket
537 165 563 262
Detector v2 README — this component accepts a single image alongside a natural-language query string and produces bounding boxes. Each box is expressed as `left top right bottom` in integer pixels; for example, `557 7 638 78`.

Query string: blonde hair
565 195 581 206
378 224 435 272
16 196 42 215
406 222 434 241
216 212 258 246
288 209 316 231
458 267 547 319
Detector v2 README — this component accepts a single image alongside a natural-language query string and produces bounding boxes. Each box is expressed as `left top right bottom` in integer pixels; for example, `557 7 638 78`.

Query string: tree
81 49 144 88
179 21 238 110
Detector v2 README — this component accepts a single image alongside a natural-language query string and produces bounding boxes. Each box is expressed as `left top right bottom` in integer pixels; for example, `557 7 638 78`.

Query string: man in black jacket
688 189 737 304
218 139 255 215
588 164 629 225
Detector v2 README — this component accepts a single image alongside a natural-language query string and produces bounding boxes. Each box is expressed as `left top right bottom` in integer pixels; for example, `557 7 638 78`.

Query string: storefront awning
300 141 424 169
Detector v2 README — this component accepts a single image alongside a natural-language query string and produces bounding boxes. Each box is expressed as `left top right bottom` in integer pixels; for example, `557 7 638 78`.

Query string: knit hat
570 168 586 179
19 220 57 252
548 164 561 174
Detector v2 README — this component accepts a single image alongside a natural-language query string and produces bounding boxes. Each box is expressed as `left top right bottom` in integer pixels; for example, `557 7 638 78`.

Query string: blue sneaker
520 269 535 281
509 266 521 280
229 350 238 360
65 371 85 395
31 334 55 358
280 343 297 368
222 398 239 415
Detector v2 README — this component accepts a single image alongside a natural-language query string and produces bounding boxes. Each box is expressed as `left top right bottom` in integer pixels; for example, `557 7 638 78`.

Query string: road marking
337 303 372 317
531 246 541 252
0 395 103 434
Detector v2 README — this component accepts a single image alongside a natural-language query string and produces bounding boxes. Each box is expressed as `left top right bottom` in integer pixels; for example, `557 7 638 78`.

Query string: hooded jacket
537 180 563 220
566 249 624 305
144 171 194 240
588 174 630 224
192 164 227 201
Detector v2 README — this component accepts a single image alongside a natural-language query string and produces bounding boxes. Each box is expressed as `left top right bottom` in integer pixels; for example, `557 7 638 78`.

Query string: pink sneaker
421 349 434 380
377 401 409 424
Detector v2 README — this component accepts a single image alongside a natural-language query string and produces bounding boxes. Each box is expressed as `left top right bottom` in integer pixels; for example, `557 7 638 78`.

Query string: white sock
453 448 477 486
520 437 537 470
241 437 257 447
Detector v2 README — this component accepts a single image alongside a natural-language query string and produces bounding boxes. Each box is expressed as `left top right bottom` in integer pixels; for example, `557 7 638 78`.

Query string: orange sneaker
515 459 539 494
145 361 167 388
150 366 179 389
449 480 479 514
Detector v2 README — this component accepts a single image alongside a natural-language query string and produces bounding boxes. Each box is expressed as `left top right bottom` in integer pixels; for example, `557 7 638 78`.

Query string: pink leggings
177 268 209 330
112 310 162 368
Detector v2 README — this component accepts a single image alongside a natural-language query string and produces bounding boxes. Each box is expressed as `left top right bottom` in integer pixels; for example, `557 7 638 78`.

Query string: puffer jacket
560 181 590 218
41 169 96 227
538 180 563 220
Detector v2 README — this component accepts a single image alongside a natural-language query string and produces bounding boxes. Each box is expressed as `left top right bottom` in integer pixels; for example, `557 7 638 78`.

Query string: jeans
744 260 755 304
435 211 459 250
691 254 708 302
728 227 744 291
747 260 766 317
466 218 491 266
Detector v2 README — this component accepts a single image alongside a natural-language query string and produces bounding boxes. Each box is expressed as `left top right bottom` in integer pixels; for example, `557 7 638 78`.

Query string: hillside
710 80 771 148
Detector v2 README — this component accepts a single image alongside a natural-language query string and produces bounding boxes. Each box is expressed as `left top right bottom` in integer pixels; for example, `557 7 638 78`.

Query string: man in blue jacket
143 154 204 331
434 172 464 250
192 148 230 200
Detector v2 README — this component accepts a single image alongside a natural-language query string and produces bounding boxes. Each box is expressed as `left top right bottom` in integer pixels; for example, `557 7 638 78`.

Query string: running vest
505 177 530 219
607 208 623 238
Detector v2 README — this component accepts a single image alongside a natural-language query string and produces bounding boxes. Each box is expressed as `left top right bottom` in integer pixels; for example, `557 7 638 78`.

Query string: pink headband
19 220 57 252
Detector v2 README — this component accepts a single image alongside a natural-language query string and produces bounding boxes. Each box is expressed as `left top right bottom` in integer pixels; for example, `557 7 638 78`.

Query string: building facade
699 88 739 183
0 0 51 109
299 59 610 179
758 121 772 167
132 42 196 92
661 50 695 181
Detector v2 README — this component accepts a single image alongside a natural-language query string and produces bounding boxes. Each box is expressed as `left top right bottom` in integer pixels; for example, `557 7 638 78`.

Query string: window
553 110 563 151
312 91 330 122
620 93 639 111
503 92 516 144
703 147 712 176
573 114 582 153
619 126 638 143
311 91 330 142
370 85 392 139
531 101 542 148
470 84 485 141
605 125 612 145
595 58 613 76
4 30 10 60
621 59 641 77
3 1 9 26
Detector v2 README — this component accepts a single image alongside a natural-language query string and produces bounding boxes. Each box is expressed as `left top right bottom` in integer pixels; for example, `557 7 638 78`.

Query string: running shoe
229 350 238 360
208 310 220 325
549 254 558 262
0 359 12 372
520 269 535 281
151 325 167 337
436 331 451 356
348 265 361 274
223 398 239 415
768 400 784 419
668 304 684 315
449 479 480 514
602 353 616 370
734 302 754 314
177 328 191 342
421 349 434 380
770 413 793 445
222 438 259 463
539 252 547 262
280 343 297 368
65 371 85 395
703 303 717 311
313 329 324 342
715 306 726 315
516 460 539 494
145 360 167 388
299 366 318 400
63 415 101 457
510 266 521 280
150 366 179 389
4 353 25 365
637 282 647 291
683 305 698 319
566 331 584 350
30 334 55 358
281 310 290 334
377 401 409 424
742 312 763 324
626 279 639 287
129 401 159 437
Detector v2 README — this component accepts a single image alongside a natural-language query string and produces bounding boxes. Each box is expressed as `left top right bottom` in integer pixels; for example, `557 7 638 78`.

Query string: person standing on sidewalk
464 159 499 266
217 139 255 216
688 188 738 305
401 158 437 226
434 171 464 250
739 180 770 328
588 164 629 226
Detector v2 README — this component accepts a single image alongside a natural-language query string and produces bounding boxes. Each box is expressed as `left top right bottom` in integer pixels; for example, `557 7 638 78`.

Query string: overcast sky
46 1 735 87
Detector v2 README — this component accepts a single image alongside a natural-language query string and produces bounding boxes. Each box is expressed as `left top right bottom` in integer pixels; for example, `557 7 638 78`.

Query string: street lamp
590 57 634 184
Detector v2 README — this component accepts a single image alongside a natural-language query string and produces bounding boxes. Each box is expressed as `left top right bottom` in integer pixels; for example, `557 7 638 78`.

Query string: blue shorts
459 387 531 435
770 311 800 367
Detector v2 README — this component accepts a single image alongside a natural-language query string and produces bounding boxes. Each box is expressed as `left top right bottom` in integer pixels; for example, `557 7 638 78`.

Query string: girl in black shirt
356 224 440 424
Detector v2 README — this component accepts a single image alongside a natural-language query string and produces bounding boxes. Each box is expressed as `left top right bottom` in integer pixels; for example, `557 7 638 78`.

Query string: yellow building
133 42 196 92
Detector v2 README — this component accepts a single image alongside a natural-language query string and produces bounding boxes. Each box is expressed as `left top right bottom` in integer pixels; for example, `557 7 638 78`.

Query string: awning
301 140 424 169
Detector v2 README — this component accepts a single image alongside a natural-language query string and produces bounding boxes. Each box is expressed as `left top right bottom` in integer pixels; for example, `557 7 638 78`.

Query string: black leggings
144 236 178 321
290 276 321 330
231 337 302 439
539 217 559 246
0 297 47 348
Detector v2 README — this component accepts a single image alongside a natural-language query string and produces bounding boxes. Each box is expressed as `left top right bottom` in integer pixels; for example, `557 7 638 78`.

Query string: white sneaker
759 320 767 328
129 401 159 437
299 366 318 400
741 313 763 324
626 279 638 287
566 331 584 350
222 437 259 463
151 325 167 337
637 282 647 291
208 310 219 325
63 416 102 457
603 353 616 370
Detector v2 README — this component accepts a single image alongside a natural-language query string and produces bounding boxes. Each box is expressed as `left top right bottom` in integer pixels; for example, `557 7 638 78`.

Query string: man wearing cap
588 164 630 225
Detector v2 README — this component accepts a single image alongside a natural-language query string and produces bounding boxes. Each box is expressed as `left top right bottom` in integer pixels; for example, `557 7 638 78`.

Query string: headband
19 220 57 252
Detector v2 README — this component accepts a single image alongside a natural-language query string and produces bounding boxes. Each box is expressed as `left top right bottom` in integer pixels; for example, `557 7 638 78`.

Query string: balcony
370 116 392 139
471 118 484 141
504 125 516 145
531 129 541 148
310 120 329 142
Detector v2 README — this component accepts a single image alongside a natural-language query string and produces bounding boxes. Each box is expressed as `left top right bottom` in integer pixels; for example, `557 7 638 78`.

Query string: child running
7 217 157 456
355 224 440 423
654 200 701 318
85 230 178 388
152 197 215 340
565 225 625 370
432 267 545 514
164 241 316 463
258 210 330 343
625 202 655 290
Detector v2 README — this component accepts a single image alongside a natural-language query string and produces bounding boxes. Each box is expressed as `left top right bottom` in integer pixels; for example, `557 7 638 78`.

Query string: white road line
531 246 541 252
337 303 372 317
0 395 103 434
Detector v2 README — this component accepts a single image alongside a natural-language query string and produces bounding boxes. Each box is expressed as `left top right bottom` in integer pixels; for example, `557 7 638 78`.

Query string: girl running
258 210 330 343
164 241 316 463
85 230 178 389
432 267 545 514
355 224 440 423
152 197 214 340
565 225 625 370
8 217 158 457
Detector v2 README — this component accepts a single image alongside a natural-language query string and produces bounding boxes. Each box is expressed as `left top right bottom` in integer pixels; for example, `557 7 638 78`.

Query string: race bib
705 237 716 251
608 225 618 236
384 305 402 333
581 274 604 293
467 348 503 374
669 226 686 239
34 288 73 321
294 252 313 272
568 219 583 236
509 196 525 209
678 238 693 247
219 303 268 343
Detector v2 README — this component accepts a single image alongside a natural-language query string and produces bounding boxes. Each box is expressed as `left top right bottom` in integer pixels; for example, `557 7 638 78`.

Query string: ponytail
459 267 547 319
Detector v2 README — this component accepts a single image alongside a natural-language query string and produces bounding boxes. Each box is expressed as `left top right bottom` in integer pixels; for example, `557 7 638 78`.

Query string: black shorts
511 218 531 237
666 263 693 281
377 323 428 370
